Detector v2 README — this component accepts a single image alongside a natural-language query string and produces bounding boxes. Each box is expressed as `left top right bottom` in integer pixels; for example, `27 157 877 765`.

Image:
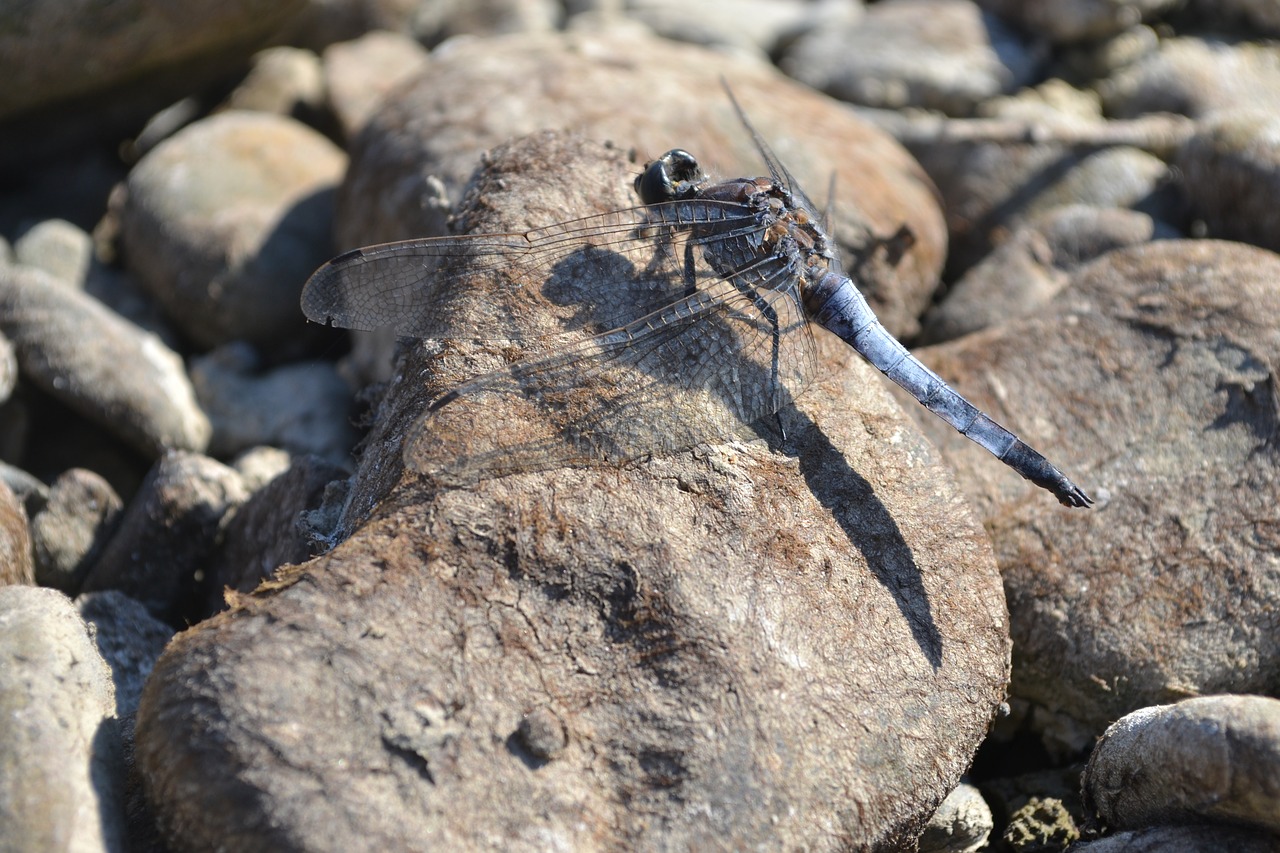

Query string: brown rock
906 240 1280 731
136 132 1009 852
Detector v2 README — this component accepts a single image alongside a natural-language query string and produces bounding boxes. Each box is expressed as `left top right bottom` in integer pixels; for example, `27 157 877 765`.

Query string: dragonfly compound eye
634 149 704 205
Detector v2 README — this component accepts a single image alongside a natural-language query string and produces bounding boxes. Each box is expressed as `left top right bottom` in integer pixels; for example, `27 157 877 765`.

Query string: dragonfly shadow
770 410 944 671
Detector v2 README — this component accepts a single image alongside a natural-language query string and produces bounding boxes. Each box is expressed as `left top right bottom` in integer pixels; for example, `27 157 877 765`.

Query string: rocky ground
1 1 1279 851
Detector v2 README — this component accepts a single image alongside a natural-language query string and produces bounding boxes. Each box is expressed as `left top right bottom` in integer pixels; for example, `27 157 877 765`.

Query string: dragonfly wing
301 201 762 340
406 266 819 485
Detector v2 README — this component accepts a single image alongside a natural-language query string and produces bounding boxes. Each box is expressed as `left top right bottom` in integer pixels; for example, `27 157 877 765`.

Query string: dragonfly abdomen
807 272 1092 507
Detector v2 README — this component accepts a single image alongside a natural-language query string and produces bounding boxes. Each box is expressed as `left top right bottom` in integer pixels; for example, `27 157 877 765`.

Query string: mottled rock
321 30 430 140
0 479 33 586
0 264 211 458
1100 37 1280 119
80 451 249 624
1082 695 1280 835
206 454 346 613
135 132 1009 852
336 28 945 341
0 461 47 517
31 467 123 593
974 0 1177 43
119 110 345 353
0 585 125 851
1003 797 1079 852
191 342 357 465
906 241 1280 731
779 0 1043 115
1177 109 1280 254
921 205 1174 343
77 590 173 718
919 782 994 853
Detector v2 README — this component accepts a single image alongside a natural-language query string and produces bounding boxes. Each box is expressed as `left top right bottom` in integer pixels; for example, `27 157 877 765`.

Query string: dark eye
634 149 703 205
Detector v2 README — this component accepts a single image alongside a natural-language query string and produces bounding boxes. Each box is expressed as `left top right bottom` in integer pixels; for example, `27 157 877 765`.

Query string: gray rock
119 110 345 354
222 46 325 119
76 590 174 719
921 205 1174 343
0 331 16 404
31 467 123 593
1100 37 1280 119
321 30 430 140
624 0 845 59
911 136 1176 276
919 782 993 853
974 0 1178 43
0 264 211 459
80 450 249 624
191 342 358 465
0 479 33 587
1082 695 1280 835
12 218 93 286
779 0 1043 116
0 0 306 122
336 28 945 343
1177 109 1280 254
206 453 347 614
1189 0 1280 36
134 131 1010 852
230 445 294 492
0 585 125 852
0 461 48 517
905 240 1280 732
1067 824 1280 852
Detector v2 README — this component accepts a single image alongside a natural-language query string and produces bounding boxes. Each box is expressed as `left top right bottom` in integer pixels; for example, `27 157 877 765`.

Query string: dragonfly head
634 149 706 206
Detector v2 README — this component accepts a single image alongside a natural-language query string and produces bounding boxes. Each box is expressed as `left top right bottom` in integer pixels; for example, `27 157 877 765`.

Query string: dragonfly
302 94 1092 508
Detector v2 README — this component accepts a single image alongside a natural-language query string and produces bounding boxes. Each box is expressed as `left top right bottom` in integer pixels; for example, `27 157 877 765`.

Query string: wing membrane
302 200 763 340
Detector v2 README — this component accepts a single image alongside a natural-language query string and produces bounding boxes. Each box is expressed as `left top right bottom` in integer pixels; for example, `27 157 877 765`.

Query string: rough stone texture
135 132 1010 852
0 478 33 587
779 0 1043 116
921 205 1174 343
1082 695 1280 835
31 467 124 593
625 0 844 58
0 585 125 852
0 264 211 459
119 110 345 354
334 27 946 342
905 240 1280 731
80 451 249 625
1177 109 1280 255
